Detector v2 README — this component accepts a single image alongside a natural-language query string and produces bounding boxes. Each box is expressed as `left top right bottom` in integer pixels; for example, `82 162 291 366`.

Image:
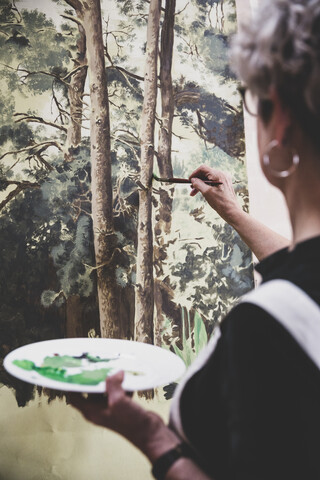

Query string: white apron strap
169 327 221 443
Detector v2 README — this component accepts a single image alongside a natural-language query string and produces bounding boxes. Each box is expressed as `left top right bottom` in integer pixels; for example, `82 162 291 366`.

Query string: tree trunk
65 22 87 160
65 294 100 337
135 0 161 344
80 0 122 338
157 0 175 186
154 0 176 346
63 12 90 337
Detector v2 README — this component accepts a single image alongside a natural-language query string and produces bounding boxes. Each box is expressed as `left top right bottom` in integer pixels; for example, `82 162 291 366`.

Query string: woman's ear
269 88 292 145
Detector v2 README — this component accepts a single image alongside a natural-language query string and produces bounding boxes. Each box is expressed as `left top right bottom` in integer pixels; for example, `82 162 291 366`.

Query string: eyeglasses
238 85 259 117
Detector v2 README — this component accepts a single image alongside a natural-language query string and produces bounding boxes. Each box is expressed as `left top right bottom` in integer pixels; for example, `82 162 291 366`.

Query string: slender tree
65 0 126 338
157 0 175 187
135 0 161 344
65 20 87 159
59 6 89 337
154 0 177 345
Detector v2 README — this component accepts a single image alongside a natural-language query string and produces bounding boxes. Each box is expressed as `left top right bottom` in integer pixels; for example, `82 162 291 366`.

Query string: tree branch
143 0 165 12
0 141 63 161
111 135 140 163
63 0 84 12
0 181 40 212
175 2 189 16
12 1 23 24
62 64 87 81
60 14 83 27
51 85 68 124
34 152 53 171
83 248 122 272
107 64 144 83
113 128 140 142
0 23 22 35
0 63 70 87
14 113 68 133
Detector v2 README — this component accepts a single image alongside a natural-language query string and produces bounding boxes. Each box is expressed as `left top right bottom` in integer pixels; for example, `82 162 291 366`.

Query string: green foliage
34 149 95 303
0 187 70 404
0 7 73 93
193 310 208 354
163 309 208 367
170 222 253 329
41 290 64 307
0 3 100 405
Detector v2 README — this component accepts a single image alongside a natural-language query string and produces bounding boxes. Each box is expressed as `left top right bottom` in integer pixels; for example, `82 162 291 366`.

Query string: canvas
0 0 253 477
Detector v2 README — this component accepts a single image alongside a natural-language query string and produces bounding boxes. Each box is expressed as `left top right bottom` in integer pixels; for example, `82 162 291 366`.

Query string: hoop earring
262 140 300 178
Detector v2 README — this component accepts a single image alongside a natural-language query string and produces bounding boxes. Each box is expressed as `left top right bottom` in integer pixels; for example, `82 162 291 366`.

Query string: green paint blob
35 366 70 383
12 353 144 386
13 358 112 385
42 355 83 368
13 359 35 371
68 368 113 385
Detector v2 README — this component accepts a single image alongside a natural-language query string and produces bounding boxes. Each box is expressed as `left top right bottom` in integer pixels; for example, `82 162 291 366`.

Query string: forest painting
0 0 254 407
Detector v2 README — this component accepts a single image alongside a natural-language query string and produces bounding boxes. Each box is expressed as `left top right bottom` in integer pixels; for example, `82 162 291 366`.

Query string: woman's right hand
189 165 290 260
189 165 244 227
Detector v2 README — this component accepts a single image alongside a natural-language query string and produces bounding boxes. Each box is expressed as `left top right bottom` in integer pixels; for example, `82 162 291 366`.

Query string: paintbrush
152 173 222 186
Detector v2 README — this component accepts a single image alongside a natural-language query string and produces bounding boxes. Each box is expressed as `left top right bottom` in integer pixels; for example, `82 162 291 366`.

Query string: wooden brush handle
164 177 222 186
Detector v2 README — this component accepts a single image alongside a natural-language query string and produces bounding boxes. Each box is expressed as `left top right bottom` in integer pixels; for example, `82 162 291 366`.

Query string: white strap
169 327 221 443
241 279 320 370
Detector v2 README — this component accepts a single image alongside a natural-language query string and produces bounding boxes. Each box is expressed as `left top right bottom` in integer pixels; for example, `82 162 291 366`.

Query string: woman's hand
189 165 290 260
189 165 244 227
69 371 214 479
68 371 180 462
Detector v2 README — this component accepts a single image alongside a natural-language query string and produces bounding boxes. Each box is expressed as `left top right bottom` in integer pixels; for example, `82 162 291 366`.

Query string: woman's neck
285 169 320 247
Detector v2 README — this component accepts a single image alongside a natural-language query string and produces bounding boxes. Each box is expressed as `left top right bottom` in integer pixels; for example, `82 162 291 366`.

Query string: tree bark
154 0 176 346
157 0 175 186
63 9 92 337
135 0 161 344
79 0 123 338
65 21 87 160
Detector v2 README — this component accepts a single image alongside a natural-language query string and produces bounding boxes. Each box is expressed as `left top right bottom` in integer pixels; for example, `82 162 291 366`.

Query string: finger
188 164 211 180
190 177 211 195
69 391 107 408
69 392 109 425
190 185 199 197
189 166 222 183
106 370 125 404
68 392 91 413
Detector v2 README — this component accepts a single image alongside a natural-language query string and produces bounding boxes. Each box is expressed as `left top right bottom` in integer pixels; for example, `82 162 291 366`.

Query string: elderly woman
70 0 320 478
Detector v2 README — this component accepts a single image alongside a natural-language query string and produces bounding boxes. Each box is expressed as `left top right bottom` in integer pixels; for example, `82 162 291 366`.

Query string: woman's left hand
68 371 180 462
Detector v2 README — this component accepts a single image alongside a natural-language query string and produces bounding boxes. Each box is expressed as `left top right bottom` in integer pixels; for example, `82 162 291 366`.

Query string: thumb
106 370 125 398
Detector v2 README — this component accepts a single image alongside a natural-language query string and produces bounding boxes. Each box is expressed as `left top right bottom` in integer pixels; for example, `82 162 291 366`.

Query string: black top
179 235 320 480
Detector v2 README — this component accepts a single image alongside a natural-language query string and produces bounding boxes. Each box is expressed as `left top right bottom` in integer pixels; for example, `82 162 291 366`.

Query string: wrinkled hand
68 371 179 460
69 371 132 430
189 165 243 226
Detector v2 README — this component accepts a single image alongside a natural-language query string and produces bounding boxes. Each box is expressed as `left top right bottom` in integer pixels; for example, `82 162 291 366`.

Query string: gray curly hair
231 0 320 145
